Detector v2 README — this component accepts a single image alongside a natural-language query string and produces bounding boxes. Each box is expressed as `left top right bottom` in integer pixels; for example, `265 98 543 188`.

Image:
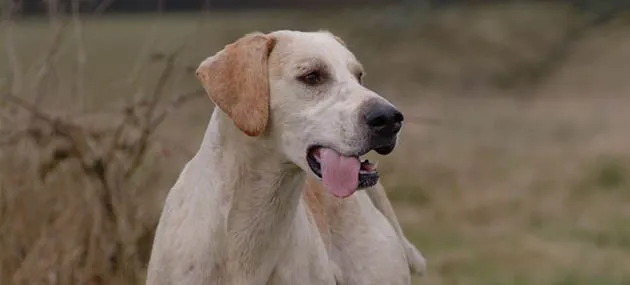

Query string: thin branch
103 107 133 164
3 2 23 95
29 20 69 106
0 130 28 145
71 0 88 111
4 93 97 163
144 51 179 123
148 88 205 131
120 52 178 179
126 17 162 90
123 87 202 179
5 93 57 122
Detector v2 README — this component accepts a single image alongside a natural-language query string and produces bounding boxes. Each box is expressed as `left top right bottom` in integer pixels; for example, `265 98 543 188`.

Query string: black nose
364 103 404 137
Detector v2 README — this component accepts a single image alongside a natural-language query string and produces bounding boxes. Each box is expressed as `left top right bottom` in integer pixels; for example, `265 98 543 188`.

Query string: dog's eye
299 71 324 86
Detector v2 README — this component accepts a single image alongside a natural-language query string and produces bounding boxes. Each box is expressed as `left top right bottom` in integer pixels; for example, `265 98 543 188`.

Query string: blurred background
1 0 630 284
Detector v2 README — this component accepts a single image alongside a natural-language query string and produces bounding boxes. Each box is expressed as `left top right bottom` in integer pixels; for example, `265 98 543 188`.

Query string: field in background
2 2 630 285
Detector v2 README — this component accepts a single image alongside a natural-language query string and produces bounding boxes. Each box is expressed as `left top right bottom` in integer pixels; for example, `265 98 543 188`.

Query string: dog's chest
267 200 338 285
329 193 411 285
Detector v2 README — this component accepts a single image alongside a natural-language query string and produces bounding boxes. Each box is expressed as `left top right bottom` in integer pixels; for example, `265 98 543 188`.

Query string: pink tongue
319 148 360 198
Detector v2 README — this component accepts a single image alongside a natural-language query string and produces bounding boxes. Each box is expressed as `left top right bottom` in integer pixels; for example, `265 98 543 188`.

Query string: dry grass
1 2 630 285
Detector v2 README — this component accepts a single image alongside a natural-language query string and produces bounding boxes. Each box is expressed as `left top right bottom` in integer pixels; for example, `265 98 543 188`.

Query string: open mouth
306 145 379 198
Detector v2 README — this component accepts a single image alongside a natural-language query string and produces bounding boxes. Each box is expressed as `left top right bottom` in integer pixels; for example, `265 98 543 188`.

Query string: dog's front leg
365 183 427 276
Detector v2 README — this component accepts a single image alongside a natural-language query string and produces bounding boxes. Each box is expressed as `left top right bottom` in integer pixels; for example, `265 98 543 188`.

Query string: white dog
146 30 425 285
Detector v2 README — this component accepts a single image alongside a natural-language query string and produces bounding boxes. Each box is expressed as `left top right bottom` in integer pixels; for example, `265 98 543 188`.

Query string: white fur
146 30 425 285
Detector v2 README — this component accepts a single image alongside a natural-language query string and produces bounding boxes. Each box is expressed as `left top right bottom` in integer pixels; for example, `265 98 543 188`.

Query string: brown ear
196 33 276 137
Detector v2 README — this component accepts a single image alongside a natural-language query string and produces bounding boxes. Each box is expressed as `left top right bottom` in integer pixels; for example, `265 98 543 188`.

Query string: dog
146 30 425 285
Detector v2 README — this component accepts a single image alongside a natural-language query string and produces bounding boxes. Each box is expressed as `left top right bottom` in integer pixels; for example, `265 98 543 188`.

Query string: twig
71 0 88 111
145 51 179 123
120 52 178 178
5 93 57 122
28 20 69 107
3 2 23 95
148 88 205 131
5 93 99 165
123 64 192 179
103 109 133 164
0 126 30 145
126 17 162 89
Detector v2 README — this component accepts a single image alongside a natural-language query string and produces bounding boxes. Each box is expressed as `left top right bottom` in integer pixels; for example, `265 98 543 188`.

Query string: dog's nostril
393 111 404 123
364 104 404 137
367 114 388 128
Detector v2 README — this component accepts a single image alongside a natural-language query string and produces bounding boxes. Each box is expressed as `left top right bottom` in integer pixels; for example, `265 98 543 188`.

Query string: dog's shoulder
147 160 228 285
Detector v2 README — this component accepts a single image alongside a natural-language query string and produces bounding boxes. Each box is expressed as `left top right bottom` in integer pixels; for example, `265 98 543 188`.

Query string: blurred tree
570 0 630 24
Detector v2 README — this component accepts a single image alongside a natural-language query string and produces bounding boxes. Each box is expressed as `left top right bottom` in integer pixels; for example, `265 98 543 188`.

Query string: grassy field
2 2 630 285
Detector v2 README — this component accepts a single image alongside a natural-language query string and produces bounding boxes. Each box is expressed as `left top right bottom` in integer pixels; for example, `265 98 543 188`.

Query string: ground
1 3 630 285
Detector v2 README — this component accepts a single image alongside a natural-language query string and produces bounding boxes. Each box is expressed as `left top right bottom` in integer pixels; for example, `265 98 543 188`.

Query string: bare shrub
0 1 203 284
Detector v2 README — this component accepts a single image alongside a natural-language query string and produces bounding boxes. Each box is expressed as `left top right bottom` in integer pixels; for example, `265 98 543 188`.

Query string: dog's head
196 30 404 198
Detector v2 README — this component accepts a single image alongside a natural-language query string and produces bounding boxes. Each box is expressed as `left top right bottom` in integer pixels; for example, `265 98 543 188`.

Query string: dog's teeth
373 160 379 169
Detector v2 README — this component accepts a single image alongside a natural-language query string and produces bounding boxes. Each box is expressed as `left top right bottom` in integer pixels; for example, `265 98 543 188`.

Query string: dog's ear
196 33 276 137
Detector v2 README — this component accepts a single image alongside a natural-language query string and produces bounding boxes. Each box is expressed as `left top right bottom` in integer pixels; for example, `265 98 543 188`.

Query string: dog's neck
194 108 305 277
